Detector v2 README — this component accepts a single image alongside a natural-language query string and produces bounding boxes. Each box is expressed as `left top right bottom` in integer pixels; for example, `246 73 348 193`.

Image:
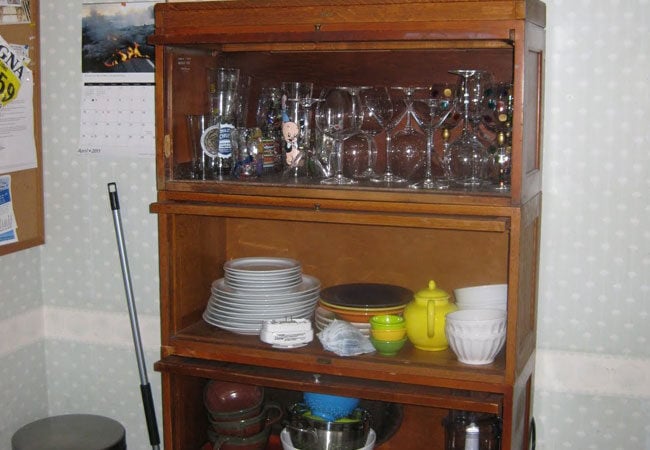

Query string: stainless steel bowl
286 403 371 450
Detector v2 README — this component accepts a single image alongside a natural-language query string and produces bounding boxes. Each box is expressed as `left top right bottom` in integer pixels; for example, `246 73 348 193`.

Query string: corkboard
0 0 43 255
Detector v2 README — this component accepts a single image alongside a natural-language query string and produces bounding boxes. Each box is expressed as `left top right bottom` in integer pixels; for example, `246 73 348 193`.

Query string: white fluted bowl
446 327 506 365
445 309 507 336
445 309 506 365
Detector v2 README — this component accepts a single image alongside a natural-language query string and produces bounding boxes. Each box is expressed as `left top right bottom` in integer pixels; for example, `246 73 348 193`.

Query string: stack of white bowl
453 283 507 311
445 309 507 365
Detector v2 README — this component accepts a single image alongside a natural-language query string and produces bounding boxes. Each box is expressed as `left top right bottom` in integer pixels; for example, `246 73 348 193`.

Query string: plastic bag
317 320 375 356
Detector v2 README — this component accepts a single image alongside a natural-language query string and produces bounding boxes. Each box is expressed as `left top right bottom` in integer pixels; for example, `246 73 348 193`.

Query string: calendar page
79 82 154 158
79 1 156 158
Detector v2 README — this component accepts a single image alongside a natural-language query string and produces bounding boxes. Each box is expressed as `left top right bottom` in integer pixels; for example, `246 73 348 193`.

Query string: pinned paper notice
0 174 18 245
0 34 37 173
0 34 24 108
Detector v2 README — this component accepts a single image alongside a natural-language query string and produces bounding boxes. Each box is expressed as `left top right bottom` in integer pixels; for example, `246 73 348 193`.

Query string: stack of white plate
202 257 320 335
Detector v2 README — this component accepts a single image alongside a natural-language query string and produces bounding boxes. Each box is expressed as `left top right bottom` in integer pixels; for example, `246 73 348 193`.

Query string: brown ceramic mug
209 402 283 437
210 426 271 450
203 381 265 422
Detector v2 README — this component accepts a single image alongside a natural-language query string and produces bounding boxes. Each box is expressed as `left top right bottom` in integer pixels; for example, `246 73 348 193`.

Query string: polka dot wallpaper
0 0 648 449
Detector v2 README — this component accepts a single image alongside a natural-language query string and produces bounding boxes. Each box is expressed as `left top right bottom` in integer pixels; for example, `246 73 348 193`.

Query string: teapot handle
427 299 436 338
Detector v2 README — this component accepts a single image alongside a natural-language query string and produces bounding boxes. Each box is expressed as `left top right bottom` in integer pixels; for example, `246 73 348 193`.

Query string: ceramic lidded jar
403 280 458 351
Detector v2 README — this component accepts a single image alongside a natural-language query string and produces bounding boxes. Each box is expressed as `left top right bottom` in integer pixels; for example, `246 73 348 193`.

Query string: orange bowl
319 302 404 323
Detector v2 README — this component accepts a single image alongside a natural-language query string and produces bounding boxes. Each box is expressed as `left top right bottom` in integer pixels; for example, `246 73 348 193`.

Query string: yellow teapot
404 280 457 351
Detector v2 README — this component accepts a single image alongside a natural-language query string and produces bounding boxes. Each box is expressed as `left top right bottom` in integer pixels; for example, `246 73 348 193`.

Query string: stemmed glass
332 85 372 179
492 131 511 190
447 70 493 187
315 87 364 185
483 82 513 137
483 82 513 189
356 86 393 179
409 83 457 189
369 88 408 185
384 86 429 182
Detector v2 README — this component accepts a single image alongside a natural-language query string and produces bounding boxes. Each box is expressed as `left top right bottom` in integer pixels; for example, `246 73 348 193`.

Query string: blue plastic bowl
303 392 360 421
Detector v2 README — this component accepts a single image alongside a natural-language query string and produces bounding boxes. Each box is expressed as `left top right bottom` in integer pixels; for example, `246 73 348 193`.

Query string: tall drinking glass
187 114 221 179
281 81 314 178
255 86 284 174
207 67 240 174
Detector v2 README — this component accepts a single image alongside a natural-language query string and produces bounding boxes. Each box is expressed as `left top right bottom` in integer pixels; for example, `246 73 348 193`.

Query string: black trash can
12 414 126 450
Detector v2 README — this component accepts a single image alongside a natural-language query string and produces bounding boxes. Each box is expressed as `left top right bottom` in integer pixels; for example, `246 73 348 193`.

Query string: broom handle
108 182 160 450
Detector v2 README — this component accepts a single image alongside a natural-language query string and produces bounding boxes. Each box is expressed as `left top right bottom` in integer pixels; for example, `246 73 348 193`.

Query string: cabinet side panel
521 22 545 204
162 372 206 450
511 356 535 450
168 215 228 333
163 47 214 183
515 195 541 376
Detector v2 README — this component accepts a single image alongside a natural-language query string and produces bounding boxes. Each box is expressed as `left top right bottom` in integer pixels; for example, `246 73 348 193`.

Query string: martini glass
410 83 457 189
315 87 364 185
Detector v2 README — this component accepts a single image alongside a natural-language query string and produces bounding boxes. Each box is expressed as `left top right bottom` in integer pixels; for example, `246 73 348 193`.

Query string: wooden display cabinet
149 1 545 449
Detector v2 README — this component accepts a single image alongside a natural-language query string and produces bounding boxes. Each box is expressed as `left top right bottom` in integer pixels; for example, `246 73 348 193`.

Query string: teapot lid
414 280 449 301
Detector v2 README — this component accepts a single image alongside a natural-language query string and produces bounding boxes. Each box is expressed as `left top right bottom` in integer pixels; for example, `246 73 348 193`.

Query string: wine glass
315 87 364 185
381 87 429 182
409 83 457 189
356 86 393 179
481 82 513 189
447 70 493 187
369 87 409 185
483 82 513 137
298 96 323 176
491 131 511 190
342 132 370 179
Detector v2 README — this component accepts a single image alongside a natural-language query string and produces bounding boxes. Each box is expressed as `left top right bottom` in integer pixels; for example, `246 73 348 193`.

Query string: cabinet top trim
153 1 546 40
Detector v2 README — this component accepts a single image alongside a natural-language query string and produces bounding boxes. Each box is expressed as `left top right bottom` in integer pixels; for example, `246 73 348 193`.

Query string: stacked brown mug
203 380 283 450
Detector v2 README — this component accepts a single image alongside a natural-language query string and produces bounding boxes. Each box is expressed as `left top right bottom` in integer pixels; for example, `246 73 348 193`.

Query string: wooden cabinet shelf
155 355 504 414
150 1 545 449
166 320 507 391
